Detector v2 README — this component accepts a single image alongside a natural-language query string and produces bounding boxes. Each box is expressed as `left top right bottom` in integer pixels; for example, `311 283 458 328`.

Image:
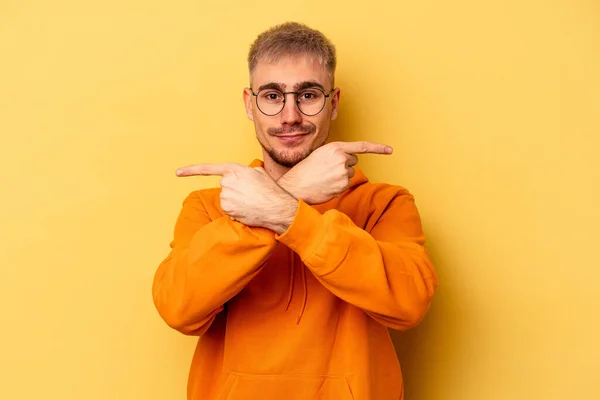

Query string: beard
263 146 313 168
258 124 325 168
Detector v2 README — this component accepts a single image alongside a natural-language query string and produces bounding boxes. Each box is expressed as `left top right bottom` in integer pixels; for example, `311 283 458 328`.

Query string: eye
261 91 283 102
298 89 323 102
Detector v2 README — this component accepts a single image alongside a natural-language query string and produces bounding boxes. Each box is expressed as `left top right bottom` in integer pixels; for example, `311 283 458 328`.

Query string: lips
268 125 316 136
276 133 308 138
276 134 307 144
268 126 315 145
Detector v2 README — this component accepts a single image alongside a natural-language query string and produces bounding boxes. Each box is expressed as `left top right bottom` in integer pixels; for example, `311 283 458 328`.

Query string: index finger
175 163 241 177
338 141 393 155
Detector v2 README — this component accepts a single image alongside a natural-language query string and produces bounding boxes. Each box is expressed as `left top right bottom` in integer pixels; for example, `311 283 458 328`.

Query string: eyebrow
256 81 326 92
257 82 286 92
294 81 326 91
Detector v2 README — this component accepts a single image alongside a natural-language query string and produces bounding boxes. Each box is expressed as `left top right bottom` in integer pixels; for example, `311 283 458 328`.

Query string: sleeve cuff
222 216 276 241
275 199 328 260
246 225 277 241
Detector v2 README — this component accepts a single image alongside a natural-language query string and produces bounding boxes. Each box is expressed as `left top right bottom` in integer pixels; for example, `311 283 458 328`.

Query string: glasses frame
250 87 335 116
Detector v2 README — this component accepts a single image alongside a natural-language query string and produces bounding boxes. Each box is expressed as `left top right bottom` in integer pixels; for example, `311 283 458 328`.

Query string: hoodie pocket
215 371 355 400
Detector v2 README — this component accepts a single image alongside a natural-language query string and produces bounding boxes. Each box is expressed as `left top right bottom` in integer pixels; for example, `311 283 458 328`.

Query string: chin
269 147 312 168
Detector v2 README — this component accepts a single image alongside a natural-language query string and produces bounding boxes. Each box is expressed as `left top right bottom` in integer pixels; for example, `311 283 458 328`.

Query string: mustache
268 125 316 135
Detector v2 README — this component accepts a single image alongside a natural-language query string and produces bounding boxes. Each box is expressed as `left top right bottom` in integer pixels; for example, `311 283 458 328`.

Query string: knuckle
221 203 232 214
334 152 346 162
334 179 347 191
330 142 343 152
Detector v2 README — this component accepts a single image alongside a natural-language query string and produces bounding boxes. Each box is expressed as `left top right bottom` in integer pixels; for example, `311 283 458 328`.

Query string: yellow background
1 1 599 399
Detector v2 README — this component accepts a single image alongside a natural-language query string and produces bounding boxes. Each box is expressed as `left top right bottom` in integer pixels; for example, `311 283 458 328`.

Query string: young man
153 22 437 400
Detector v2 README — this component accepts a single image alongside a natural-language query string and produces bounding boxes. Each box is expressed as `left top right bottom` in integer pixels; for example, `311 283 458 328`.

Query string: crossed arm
152 141 437 335
174 141 393 233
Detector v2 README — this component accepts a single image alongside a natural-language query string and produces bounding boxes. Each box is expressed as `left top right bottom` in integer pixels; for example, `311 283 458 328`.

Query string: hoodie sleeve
152 191 277 336
275 189 438 331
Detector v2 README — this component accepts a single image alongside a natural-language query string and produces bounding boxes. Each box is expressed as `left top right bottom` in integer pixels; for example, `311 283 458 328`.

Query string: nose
280 94 303 125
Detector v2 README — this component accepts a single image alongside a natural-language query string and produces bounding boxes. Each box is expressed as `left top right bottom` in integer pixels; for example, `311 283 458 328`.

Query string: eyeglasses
251 87 334 116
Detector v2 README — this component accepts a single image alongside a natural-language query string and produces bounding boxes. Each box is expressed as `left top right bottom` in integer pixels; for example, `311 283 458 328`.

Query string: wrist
264 193 298 235
277 175 300 199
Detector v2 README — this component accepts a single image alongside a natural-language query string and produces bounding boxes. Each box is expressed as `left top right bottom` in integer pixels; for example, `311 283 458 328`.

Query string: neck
262 153 291 181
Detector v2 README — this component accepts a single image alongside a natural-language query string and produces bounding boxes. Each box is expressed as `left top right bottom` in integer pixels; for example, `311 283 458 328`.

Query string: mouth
275 133 309 144
273 132 310 144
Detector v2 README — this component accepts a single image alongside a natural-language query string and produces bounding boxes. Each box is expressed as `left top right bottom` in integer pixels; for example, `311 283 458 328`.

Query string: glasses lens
256 90 285 116
297 88 326 116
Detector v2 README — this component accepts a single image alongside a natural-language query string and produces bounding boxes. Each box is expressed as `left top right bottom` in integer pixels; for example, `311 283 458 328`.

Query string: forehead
251 55 331 89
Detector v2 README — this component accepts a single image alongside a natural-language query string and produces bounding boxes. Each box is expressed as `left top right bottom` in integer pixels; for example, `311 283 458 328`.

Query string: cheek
310 115 331 133
252 115 268 133
253 116 277 141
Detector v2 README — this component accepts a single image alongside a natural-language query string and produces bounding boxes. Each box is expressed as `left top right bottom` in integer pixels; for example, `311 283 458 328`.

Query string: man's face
243 55 340 168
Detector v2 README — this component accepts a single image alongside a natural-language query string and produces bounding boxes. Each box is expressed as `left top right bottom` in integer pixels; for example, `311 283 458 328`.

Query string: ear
243 88 254 121
330 88 341 121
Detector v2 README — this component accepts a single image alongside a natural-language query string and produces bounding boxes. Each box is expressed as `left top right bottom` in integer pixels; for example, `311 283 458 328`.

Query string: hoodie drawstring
284 250 294 311
284 250 307 324
297 263 307 324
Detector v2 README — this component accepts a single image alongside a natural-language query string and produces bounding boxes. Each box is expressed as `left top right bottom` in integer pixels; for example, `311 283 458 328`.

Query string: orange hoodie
152 160 438 400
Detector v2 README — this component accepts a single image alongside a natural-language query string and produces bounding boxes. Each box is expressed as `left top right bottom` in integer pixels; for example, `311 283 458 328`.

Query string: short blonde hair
247 22 337 86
